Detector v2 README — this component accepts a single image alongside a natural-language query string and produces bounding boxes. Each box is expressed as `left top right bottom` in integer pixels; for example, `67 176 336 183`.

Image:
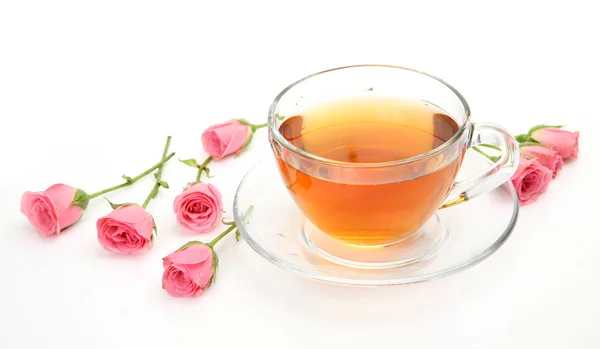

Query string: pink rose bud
510 156 553 205
96 204 154 254
162 244 215 297
173 183 223 233
201 119 251 160
530 127 579 159
520 145 563 178
20 184 88 237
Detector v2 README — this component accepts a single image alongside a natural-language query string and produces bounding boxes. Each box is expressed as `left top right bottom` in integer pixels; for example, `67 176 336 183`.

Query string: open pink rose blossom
96 204 154 254
520 145 563 177
173 183 222 233
510 156 553 205
162 244 215 297
530 127 579 159
201 119 251 160
20 184 87 237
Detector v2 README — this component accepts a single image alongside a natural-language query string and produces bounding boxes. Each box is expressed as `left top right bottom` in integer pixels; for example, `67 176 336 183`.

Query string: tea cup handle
441 122 520 208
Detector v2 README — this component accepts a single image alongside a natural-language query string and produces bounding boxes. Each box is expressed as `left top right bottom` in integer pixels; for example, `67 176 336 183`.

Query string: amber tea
276 95 462 246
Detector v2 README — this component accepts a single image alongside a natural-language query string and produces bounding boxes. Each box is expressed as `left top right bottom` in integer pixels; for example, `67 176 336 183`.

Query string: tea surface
277 95 462 246
280 96 458 163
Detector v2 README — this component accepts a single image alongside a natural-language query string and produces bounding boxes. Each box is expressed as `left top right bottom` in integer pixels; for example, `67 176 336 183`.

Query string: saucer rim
233 158 520 286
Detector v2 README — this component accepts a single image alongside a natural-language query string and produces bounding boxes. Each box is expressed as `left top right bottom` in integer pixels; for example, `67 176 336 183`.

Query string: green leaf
121 175 133 183
367 87 373 91
104 197 120 210
183 182 201 191
152 217 158 236
236 118 252 126
71 188 90 210
528 124 563 135
275 113 285 121
519 141 541 147
235 229 241 242
515 133 540 144
213 249 219 274
514 134 529 143
202 167 214 178
158 181 169 189
206 247 219 289
179 158 200 168
104 197 135 210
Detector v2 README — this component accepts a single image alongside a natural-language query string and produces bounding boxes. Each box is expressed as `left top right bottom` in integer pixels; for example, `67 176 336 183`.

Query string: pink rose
520 145 563 177
20 184 87 237
162 244 215 297
96 204 154 254
510 156 553 205
201 119 251 160
173 183 223 233
530 128 579 159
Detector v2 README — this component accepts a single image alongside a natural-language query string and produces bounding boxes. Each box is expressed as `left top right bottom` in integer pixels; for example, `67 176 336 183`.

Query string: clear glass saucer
233 155 519 286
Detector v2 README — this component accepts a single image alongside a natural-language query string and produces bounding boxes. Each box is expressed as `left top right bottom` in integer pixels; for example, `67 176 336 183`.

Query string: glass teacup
268 65 519 266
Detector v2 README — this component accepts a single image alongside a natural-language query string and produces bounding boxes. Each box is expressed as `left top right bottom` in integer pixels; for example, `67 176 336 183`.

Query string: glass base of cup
300 214 448 269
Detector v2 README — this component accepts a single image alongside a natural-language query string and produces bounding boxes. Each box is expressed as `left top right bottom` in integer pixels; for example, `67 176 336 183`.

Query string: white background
1 1 599 348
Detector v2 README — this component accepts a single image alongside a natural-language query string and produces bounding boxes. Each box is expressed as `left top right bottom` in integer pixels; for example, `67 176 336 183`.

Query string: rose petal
105 205 154 240
173 183 223 233
20 192 38 216
44 184 77 209
510 156 552 205
201 120 250 160
162 265 199 297
185 255 215 288
96 214 151 254
163 244 211 266
29 202 56 236
530 128 579 159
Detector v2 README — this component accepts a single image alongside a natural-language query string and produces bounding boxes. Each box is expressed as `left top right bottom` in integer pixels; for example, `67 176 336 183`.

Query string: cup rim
267 64 472 168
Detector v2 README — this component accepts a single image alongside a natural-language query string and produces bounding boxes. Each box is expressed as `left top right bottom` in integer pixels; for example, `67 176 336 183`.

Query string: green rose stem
206 225 236 248
179 156 213 183
142 136 172 209
178 221 240 251
472 144 502 163
250 123 267 131
220 205 253 242
87 145 175 200
195 156 212 182
178 206 254 250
